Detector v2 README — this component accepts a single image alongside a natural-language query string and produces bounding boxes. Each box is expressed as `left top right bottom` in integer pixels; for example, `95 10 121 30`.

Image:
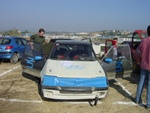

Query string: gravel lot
0 62 149 113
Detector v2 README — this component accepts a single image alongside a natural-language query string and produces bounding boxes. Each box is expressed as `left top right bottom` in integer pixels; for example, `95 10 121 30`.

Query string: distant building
76 32 89 35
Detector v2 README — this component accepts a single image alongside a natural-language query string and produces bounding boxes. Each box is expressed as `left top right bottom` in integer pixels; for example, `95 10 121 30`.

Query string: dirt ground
0 62 149 113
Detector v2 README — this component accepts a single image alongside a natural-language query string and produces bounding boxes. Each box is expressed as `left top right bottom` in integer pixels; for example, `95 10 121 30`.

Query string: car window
21 39 27 45
15 38 27 46
50 43 96 61
104 45 131 60
15 38 22 45
24 41 43 57
133 34 142 42
0 38 11 45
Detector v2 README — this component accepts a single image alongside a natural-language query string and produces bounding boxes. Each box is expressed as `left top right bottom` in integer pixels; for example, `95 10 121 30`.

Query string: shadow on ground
109 71 140 101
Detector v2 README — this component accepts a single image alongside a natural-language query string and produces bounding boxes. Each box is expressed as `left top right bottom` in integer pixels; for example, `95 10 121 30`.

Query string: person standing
112 38 118 60
112 38 118 46
30 28 46 45
135 25 150 110
30 28 46 55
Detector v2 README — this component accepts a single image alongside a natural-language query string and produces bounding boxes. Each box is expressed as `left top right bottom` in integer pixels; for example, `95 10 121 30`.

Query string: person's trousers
136 68 150 108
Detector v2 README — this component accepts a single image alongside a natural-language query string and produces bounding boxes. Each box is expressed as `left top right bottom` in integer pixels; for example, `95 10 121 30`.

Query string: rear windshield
0 38 11 45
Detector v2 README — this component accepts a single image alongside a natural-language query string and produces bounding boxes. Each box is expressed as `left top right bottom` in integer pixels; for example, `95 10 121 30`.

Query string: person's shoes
132 98 143 106
135 101 143 106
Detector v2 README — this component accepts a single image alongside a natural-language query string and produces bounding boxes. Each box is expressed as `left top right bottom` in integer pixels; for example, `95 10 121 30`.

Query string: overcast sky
0 0 150 32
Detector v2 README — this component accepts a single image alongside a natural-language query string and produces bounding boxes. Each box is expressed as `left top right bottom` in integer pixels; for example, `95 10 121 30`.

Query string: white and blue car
21 39 133 104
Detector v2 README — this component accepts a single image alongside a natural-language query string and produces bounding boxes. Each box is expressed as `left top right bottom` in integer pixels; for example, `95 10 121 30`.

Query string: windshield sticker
60 61 73 67
60 61 84 69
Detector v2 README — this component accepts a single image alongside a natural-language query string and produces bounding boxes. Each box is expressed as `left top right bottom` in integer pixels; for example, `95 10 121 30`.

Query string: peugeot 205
21 39 133 105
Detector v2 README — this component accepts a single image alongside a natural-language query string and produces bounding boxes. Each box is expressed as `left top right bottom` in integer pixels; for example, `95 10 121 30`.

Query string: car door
21 41 46 78
100 44 133 80
14 38 25 57
20 38 27 57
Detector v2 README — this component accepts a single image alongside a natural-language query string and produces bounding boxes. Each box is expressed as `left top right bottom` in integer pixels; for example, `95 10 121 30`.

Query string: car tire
10 53 19 64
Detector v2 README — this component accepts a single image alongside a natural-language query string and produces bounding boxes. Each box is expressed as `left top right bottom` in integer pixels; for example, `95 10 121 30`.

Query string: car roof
134 30 147 34
55 40 91 45
50 38 71 43
0 36 25 39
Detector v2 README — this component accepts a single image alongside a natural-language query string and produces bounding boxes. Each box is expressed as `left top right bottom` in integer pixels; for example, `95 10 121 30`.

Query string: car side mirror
104 58 112 63
34 56 42 61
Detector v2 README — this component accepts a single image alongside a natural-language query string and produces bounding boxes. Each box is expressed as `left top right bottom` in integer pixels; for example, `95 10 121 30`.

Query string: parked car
20 39 132 105
0 36 27 63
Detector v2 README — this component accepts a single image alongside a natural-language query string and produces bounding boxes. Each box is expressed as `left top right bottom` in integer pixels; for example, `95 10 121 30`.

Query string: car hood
41 59 105 78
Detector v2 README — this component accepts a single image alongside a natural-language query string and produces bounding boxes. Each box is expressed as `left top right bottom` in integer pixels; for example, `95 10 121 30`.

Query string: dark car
0 36 27 63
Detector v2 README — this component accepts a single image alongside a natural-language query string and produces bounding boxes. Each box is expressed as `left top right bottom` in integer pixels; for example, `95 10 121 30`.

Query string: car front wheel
10 53 19 64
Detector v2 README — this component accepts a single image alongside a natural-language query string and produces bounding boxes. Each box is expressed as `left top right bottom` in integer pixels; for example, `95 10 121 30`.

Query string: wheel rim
11 54 18 63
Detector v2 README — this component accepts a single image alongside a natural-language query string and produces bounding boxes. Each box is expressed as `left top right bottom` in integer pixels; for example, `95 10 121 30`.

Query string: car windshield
0 38 11 45
50 43 96 61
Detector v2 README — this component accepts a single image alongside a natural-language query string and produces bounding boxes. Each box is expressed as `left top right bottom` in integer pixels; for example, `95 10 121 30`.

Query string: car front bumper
42 86 108 100
41 75 108 100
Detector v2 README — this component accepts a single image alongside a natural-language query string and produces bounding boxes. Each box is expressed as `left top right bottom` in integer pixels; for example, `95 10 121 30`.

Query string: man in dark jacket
30 28 46 46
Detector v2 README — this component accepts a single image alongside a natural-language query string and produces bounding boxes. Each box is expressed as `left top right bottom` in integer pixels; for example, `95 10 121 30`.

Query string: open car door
100 44 133 80
21 41 46 78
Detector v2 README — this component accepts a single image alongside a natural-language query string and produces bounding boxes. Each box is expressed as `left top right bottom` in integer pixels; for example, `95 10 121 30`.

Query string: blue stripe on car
42 75 108 88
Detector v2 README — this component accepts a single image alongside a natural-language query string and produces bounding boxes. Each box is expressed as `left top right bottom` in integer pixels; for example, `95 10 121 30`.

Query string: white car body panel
40 59 108 100
41 59 105 79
